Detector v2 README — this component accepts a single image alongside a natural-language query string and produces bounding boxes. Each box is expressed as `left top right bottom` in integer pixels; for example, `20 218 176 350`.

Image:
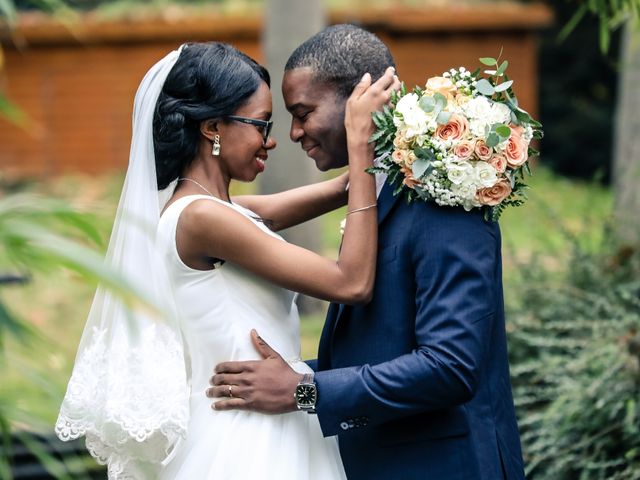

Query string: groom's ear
200 119 220 141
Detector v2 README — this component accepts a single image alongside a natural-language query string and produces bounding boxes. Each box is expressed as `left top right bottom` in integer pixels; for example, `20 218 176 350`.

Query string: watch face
295 384 317 406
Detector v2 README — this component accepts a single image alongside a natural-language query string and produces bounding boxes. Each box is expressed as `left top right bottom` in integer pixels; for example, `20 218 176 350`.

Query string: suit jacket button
340 422 349 431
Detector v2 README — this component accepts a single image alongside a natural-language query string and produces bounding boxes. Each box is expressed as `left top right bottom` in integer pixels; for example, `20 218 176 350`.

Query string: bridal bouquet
370 55 543 221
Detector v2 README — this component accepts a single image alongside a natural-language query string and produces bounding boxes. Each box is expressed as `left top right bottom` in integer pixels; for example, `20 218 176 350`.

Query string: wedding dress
55 46 345 479
155 194 346 480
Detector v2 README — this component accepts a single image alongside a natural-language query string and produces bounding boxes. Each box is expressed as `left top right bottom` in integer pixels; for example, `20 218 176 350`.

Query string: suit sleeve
305 359 318 372
314 206 498 437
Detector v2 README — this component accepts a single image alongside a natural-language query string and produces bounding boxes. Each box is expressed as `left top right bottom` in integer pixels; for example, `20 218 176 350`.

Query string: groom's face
282 67 348 171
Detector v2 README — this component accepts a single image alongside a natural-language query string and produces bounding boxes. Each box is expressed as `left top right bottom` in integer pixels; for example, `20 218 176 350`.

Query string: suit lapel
376 180 402 226
333 181 402 326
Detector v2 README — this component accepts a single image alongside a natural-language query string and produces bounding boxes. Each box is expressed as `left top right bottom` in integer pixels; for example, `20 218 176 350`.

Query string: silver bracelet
346 203 377 216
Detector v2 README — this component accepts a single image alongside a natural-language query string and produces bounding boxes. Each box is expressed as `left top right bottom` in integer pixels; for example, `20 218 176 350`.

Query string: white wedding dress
155 194 346 480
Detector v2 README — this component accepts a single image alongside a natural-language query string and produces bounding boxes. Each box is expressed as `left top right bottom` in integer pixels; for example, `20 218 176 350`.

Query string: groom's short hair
285 24 396 99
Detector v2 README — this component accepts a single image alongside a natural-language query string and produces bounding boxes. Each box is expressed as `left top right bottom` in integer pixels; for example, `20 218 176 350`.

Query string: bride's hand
344 66 400 148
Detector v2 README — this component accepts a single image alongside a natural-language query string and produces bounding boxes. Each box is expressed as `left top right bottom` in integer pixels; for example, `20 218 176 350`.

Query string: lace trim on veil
55 323 189 478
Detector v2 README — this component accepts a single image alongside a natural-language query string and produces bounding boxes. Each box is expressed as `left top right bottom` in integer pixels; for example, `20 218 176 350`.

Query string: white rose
395 93 419 119
474 161 499 188
490 102 512 124
447 162 474 186
463 96 493 120
394 93 430 138
464 97 512 137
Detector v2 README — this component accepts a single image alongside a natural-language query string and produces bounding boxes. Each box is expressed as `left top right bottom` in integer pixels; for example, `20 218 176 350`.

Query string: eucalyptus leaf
484 70 497 76
475 79 495 96
411 158 432 178
497 60 509 76
495 124 511 138
486 133 500 148
479 57 497 66
433 92 448 109
419 95 436 113
494 80 514 93
436 111 452 125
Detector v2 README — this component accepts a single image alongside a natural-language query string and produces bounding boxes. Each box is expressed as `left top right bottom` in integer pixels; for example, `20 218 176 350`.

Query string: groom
211 24 525 480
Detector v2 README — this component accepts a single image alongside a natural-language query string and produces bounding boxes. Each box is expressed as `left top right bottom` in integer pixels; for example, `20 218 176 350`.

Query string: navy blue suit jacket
312 183 525 480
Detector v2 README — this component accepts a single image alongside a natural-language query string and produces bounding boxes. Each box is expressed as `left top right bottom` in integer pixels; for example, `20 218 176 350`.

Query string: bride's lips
256 157 266 172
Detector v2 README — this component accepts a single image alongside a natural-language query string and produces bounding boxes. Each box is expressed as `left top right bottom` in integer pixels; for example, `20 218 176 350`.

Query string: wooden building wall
0 3 552 177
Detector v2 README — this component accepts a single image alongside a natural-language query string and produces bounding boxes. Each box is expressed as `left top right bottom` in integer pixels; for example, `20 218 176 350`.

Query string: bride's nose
265 135 277 150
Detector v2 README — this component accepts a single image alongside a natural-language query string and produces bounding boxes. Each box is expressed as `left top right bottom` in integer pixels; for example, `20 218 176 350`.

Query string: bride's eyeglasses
226 115 273 145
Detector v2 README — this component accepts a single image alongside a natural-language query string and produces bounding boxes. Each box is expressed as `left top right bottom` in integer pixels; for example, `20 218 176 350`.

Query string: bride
55 42 397 479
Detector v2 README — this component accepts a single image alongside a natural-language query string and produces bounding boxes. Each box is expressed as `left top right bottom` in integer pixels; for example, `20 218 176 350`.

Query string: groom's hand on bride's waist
208 329 303 414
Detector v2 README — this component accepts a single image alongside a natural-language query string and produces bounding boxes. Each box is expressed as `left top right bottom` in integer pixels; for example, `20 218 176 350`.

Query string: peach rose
393 132 410 149
505 133 528 168
488 153 507 173
454 140 475 160
476 178 512 206
509 124 525 138
425 76 457 100
406 151 417 166
474 139 493 161
435 114 469 142
392 149 406 165
400 166 421 189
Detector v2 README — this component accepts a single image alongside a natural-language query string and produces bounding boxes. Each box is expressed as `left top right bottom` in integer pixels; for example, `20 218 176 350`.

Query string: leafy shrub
508 238 640 479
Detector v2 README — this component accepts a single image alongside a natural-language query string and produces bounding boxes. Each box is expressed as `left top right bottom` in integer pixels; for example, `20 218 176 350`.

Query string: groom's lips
303 144 319 158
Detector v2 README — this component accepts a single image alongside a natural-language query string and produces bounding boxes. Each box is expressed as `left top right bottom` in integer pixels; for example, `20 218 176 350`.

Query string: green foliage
0 190 158 479
538 1 620 183
509 235 640 479
0 0 17 22
560 0 639 54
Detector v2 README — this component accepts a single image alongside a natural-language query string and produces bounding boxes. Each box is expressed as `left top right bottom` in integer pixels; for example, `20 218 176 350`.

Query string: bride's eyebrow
258 109 272 118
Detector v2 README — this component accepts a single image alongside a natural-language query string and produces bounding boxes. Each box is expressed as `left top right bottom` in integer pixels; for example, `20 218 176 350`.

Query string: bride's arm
231 171 348 231
178 69 396 304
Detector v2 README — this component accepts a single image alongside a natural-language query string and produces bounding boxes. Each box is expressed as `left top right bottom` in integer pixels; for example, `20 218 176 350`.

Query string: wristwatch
294 373 317 413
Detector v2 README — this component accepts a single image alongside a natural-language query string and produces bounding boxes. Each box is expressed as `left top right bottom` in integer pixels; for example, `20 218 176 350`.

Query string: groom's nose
289 118 304 143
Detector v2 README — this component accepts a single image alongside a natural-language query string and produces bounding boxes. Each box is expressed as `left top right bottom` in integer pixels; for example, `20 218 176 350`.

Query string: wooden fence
0 3 553 177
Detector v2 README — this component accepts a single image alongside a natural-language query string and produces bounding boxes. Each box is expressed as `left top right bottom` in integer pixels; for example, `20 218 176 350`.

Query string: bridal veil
55 47 189 478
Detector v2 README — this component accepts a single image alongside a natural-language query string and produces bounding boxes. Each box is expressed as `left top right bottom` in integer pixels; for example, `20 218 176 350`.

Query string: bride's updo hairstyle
153 42 270 189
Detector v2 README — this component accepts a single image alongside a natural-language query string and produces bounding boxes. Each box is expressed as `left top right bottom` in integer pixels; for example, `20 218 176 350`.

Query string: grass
0 164 613 426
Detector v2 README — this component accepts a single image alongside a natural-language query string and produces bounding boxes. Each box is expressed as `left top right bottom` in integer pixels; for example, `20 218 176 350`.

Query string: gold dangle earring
212 134 221 156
